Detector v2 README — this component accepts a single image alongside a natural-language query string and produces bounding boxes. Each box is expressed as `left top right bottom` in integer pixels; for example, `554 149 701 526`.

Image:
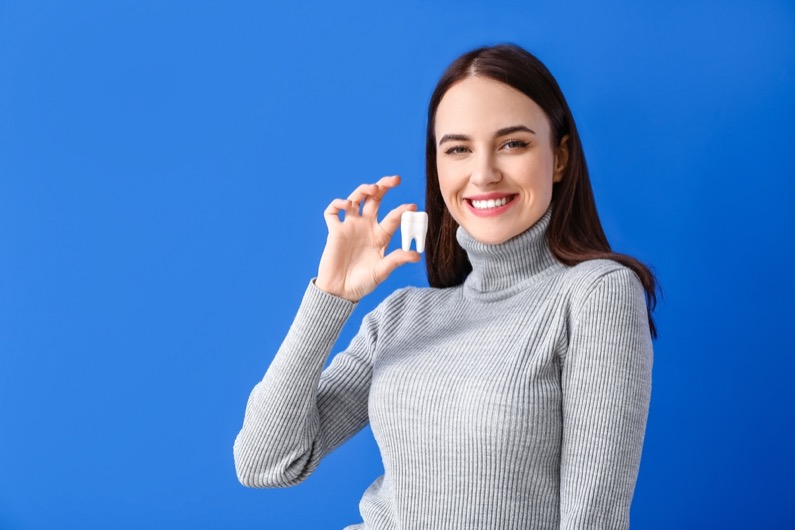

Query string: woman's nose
469 152 502 187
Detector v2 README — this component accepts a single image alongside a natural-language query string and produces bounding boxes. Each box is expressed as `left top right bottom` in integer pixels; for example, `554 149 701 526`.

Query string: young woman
234 43 658 530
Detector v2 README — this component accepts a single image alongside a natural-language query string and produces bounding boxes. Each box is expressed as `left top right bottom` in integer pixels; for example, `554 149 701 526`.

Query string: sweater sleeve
233 279 379 488
559 268 653 529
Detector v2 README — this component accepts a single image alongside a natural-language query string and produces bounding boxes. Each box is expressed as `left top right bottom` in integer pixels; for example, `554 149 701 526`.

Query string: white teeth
401 211 428 253
471 197 510 210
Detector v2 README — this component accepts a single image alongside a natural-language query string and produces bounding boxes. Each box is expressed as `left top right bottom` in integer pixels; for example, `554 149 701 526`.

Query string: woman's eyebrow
495 125 536 137
438 133 470 146
438 125 536 146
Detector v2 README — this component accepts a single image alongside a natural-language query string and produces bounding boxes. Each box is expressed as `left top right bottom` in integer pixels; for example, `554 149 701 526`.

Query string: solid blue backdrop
1 0 793 528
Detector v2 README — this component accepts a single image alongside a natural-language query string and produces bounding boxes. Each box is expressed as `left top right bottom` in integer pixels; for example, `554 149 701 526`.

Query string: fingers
350 175 402 219
361 183 391 218
379 203 417 237
373 249 422 284
346 183 378 211
326 175 405 229
347 175 400 199
374 174 401 190
323 198 356 229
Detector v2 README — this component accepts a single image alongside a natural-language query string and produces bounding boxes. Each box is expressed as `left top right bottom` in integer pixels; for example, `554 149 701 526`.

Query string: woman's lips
464 194 518 217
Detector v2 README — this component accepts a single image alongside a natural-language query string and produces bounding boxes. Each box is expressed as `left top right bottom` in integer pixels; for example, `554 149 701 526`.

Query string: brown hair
424 43 660 339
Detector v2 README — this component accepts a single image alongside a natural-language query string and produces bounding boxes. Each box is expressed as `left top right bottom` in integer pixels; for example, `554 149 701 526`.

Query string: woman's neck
455 203 561 301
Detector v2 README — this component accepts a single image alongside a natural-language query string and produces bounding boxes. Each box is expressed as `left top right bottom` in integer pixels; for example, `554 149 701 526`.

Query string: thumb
373 249 422 284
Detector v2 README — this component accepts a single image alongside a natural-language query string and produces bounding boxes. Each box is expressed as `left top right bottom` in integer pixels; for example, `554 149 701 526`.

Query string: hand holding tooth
316 175 421 302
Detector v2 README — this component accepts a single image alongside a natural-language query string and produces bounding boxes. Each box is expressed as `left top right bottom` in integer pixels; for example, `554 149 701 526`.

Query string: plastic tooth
401 211 429 253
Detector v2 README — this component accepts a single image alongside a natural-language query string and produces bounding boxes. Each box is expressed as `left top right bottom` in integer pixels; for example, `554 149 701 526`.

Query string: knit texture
234 204 653 529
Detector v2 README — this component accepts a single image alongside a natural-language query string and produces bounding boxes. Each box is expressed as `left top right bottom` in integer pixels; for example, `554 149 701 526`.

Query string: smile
471 197 510 210
464 194 518 217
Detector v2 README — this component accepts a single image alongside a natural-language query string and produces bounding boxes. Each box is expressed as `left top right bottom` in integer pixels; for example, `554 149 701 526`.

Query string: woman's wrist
313 277 359 302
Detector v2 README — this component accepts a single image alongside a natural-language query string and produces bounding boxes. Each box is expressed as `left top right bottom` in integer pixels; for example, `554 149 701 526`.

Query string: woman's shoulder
379 283 458 309
564 257 634 280
560 258 644 308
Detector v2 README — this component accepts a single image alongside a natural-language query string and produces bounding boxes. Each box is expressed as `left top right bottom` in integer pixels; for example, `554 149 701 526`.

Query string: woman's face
434 76 568 245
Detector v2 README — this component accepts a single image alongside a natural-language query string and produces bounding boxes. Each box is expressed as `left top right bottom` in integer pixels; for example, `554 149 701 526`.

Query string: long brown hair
424 43 660 339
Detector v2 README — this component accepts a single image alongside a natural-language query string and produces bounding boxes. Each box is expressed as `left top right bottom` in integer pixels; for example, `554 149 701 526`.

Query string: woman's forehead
434 77 550 137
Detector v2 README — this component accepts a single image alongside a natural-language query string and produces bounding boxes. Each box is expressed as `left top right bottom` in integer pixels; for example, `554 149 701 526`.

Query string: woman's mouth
464 194 518 217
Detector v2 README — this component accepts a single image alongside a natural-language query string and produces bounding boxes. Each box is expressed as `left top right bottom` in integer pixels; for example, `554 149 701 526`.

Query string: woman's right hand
315 175 421 302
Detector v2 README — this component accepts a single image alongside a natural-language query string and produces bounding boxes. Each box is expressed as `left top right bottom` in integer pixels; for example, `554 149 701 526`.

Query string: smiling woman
234 43 659 530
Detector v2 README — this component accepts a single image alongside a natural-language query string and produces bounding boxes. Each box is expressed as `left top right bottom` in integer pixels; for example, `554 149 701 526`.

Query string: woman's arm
234 175 418 488
233 280 377 488
560 268 654 529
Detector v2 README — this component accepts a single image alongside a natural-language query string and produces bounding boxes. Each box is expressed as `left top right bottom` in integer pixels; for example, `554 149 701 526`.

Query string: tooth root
415 231 426 253
400 211 429 253
401 225 412 252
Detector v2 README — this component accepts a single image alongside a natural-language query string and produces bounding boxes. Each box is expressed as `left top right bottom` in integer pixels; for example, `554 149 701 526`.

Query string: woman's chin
464 226 520 245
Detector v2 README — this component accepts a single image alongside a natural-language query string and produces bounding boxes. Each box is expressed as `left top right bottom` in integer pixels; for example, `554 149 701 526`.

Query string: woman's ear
553 135 570 183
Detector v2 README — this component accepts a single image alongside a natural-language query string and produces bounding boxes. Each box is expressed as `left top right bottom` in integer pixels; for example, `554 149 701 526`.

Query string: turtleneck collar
455 202 563 301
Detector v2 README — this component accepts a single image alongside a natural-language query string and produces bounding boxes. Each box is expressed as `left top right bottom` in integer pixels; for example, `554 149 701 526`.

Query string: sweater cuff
304 278 358 327
277 279 359 363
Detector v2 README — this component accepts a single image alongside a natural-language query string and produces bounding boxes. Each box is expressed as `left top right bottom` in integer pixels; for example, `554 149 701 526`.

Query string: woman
234 43 658 530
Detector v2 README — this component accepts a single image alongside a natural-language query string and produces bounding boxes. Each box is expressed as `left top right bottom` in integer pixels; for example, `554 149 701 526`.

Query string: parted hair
424 43 660 339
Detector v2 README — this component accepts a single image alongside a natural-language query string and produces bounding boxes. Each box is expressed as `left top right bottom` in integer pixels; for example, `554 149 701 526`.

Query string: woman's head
424 43 660 338
433 75 569 246
425 44 589 283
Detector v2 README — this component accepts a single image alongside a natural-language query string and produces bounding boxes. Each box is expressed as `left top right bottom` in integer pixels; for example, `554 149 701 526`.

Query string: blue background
2 1 794 528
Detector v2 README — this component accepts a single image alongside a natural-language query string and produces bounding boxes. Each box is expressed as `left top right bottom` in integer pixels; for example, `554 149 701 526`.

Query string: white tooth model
401 211 428 253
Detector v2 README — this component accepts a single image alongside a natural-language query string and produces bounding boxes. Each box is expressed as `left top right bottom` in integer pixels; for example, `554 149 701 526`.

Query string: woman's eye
503 140 529 150
444 146 470 155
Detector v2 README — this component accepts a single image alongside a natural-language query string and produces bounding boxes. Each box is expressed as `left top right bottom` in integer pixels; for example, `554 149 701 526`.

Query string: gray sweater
234 205 653 529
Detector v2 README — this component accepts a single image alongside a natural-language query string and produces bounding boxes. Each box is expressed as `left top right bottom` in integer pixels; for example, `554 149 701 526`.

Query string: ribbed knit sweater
234 204 653 529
